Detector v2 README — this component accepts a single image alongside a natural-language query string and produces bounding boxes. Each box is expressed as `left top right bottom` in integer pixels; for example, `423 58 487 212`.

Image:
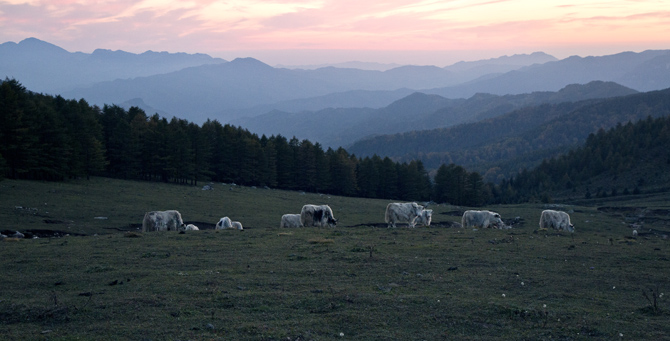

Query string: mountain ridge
234 81 637 149
347 86 670 182
0 37 228 93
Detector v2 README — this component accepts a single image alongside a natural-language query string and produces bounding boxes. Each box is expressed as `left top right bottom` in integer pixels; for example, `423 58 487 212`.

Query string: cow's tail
384 205 391 224
141 212 150 232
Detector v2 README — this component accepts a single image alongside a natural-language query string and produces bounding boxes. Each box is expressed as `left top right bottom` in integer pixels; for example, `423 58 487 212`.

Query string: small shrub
641 284 665 315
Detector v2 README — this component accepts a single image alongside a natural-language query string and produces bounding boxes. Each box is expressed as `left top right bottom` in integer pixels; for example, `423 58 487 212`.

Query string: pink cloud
1 0 669 64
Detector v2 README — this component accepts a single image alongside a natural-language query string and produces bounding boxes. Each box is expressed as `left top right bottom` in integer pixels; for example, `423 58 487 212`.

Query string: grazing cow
385 202 424 228
461 210 505 229
180 224 199 231
539 210 574 232
280 214 303 228
232 221 243 230
415 209 433 227
142 210 185 232
300 205 337 227
215 217 233 229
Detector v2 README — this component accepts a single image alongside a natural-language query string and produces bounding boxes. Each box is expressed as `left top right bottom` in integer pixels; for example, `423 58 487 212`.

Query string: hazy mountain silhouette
226 88 417 118
4 38 670 130
234 81 637 148
425 50 670 98
63 48 669 123
277 61 402 71
0 37 227 93
0 39 553 122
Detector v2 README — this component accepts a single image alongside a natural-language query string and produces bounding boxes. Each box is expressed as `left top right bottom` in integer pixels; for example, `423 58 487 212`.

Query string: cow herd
141 210 244 232
458 209 574 232
140 204 574 233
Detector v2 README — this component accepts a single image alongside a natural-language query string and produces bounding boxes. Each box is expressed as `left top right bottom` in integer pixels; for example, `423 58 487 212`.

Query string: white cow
461 210 505 229
301 205 337 227
215 217 233 229
180 224 199 231
539 210 574 232
232 221 243 230
415 209 433 227
385 202 424 228
142 210 185 232
280 214 303 228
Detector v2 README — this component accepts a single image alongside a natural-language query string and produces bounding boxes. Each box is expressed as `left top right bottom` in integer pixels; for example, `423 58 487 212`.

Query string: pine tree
100 105 132 178
0 79 39 179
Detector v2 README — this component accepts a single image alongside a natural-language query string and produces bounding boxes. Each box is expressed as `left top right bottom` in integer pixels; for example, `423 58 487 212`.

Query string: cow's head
422 209 433 223
567 223 575 233
412 202 424 216
491 212 505 229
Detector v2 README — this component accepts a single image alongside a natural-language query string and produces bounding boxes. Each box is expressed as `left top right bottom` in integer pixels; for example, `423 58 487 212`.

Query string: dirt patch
43 219 71 224
1 229 86 238
345 221 462 228
345 223 388 228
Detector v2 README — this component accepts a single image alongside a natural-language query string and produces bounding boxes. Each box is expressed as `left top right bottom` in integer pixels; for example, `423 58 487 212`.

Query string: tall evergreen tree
378 157 399 199
100 105 132 178
0 79 39 179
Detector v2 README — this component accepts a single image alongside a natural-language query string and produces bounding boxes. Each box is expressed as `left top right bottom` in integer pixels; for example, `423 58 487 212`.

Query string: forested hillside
501 115 670 202
348 87 670 180
2 78 669 206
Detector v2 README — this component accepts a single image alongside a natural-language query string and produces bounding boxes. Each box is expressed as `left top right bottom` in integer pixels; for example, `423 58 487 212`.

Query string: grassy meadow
1 177 669 340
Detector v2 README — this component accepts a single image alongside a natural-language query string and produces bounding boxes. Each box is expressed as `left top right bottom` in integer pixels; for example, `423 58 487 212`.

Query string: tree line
0 79 495 205
4 79 665 205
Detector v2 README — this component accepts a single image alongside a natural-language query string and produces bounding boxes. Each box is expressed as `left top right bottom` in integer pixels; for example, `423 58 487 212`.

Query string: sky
1 0 669 66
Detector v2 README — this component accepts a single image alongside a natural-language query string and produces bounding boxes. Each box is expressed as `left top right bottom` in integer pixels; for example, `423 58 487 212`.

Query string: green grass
1 178 669 340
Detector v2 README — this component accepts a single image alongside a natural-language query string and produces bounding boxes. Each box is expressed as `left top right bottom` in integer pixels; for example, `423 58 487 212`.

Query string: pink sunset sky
1 0 669 66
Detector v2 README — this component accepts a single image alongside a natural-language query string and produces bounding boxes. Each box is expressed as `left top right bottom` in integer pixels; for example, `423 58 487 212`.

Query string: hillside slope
347 87 670 178
236 81 636 148
506 115 670 201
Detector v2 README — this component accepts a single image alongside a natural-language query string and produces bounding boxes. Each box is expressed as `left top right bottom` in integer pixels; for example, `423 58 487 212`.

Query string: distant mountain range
0 37 227 93
423 50 670 99
3 38 670 152
63 48 670 125
58 54 558 123
1 38 556 121
232 81 638 148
